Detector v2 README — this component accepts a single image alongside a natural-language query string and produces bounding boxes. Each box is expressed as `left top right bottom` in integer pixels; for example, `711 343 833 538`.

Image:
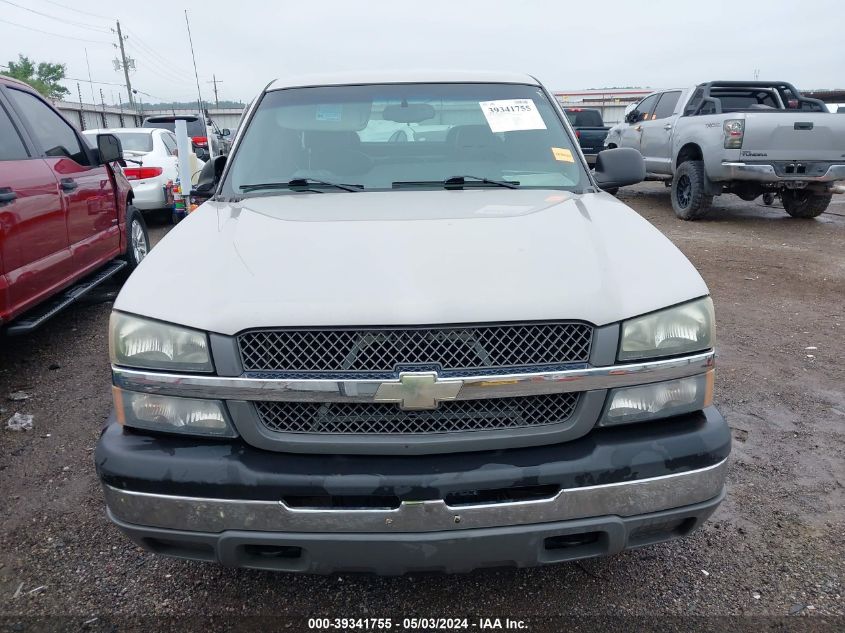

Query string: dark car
564 107 610 165
142 114 229 161
0 75 149 334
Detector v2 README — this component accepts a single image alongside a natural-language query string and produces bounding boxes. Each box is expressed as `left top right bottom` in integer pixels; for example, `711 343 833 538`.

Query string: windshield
223 83 586 195
83 131 153 153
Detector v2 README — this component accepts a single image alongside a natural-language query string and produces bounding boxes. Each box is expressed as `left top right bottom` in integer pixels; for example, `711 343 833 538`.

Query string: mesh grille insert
238 323 592 374
254 392 580 435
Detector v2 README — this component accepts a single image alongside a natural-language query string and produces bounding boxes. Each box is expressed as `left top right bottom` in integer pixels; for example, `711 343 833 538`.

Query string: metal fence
54 101 245 134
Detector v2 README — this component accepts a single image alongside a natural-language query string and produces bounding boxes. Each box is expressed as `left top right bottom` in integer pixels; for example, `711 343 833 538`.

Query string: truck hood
115 189 708 335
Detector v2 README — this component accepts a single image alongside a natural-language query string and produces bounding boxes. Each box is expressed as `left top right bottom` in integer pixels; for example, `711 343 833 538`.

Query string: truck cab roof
266 70 540 91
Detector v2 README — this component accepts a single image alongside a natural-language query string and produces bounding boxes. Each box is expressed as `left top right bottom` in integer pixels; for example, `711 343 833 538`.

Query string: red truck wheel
124 205 150 269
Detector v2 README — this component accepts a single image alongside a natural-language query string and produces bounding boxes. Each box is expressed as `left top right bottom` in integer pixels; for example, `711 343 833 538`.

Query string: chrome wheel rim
131 219 147 263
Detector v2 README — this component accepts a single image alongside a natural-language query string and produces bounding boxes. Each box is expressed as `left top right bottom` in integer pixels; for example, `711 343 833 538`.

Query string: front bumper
96 406 730 573
720 162 845 184
108 492 724 574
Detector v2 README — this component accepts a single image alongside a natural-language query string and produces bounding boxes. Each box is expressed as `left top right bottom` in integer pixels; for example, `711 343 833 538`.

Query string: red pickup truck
0 75 150 335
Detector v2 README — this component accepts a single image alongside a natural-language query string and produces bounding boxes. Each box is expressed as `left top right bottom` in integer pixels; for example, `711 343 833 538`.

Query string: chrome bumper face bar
112 351 715 404
103 459 727 534
720 162 845 183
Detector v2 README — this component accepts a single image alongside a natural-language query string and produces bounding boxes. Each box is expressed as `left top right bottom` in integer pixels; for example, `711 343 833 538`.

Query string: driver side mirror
592 148 645 190
624 110 639 124
96 133 123 164
221 128 231 137
191 154 226 203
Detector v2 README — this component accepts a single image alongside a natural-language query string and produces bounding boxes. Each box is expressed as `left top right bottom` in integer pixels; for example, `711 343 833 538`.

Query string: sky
1 0 843 106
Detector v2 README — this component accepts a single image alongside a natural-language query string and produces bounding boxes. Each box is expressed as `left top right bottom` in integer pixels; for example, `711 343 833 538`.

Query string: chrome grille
254 392 580 435
238 323 592 374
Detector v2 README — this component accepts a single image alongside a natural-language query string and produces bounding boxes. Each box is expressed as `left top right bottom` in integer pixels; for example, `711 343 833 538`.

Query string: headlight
599 371 714 427
109 312 213 372
113 388 236 437
619 297 714 361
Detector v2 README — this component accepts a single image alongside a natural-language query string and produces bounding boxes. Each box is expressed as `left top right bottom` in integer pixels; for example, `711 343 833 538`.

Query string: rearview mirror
97 133 123 164
592 148 645 190
221 128 231 137
382 103 436 123
191 154 227 203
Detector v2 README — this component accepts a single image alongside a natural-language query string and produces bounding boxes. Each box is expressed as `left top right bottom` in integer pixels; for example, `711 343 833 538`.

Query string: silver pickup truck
603 81 845 219
95 71 729 575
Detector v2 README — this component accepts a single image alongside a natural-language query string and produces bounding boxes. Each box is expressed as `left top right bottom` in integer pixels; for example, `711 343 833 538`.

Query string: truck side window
8 88 90 166
0 102 28 161
684 88 705 116
633 94 659 122
652 91 682 120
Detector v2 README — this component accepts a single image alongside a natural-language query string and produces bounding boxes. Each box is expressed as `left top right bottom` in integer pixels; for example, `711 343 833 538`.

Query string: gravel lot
1 184 843 631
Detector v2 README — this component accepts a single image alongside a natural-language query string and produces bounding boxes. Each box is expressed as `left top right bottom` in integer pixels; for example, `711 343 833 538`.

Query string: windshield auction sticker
551 147 574 162
479 99 547 133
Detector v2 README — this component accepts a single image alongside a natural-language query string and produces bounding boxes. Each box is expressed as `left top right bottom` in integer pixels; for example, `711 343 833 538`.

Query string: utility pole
99 89 107 128
76 83 86 131
207 74 222 109
114 20 135 109
135 91 144 124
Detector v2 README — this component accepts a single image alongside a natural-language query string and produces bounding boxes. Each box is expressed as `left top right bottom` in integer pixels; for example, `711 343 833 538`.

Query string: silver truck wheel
781 190 832 218
124 205 150 269
671 161 712 221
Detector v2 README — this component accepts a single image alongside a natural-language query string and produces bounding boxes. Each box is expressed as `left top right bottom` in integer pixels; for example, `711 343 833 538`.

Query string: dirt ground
1 183 843 631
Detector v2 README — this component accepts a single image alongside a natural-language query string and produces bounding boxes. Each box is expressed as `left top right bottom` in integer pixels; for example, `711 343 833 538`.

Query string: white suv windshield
223 83 586 195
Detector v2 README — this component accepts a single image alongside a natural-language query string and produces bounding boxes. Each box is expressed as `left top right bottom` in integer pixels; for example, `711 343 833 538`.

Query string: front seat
304 130 372 177
447 125 503 161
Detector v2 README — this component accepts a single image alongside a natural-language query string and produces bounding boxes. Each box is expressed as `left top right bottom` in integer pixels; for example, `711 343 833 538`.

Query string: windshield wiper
240 178 363 193
392 175 520 190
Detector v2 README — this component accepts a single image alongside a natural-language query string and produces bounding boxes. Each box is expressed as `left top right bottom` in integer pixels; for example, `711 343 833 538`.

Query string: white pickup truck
96 71 729 574
604 81 845 219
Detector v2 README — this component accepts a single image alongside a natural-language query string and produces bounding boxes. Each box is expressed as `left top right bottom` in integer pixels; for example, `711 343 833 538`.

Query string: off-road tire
781 190 832 218
762 192 775 206
671 160 712 220
124 205 150 270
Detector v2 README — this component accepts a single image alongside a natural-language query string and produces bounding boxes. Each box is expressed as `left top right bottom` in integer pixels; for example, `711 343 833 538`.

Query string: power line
62 77 196 103
0 0 111 33
123 27 195 79
36 0 113 21
125 51 203 91
125 42 197 85
0 17 111 44
65 76 126 87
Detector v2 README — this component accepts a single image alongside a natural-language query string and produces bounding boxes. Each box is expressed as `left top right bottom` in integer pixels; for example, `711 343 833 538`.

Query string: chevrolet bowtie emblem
374 372 463 410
